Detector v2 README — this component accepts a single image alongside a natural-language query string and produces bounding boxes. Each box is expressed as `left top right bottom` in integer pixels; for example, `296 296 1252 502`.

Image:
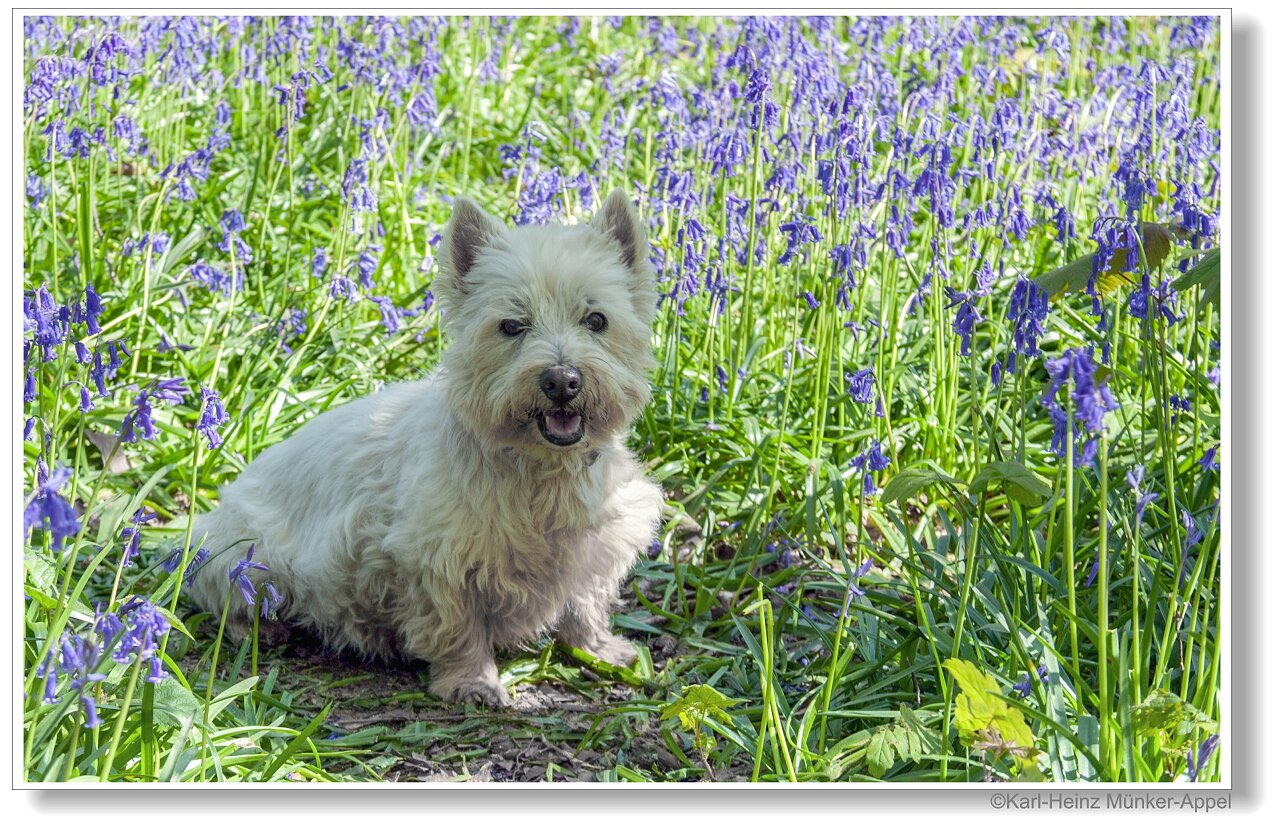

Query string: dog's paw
431 676 513 708
589 634 638 667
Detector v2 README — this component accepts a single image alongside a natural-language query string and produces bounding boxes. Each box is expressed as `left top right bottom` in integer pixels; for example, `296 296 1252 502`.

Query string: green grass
22 15 1221 782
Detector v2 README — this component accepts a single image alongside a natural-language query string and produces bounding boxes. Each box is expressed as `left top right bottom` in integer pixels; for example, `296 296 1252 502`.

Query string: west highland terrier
186 190 663 707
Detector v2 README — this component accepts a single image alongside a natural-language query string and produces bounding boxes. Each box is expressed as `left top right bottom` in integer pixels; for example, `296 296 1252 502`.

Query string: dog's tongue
546 410 581 438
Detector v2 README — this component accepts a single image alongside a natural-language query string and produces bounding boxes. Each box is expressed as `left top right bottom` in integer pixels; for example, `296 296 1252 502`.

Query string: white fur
186 192 663 706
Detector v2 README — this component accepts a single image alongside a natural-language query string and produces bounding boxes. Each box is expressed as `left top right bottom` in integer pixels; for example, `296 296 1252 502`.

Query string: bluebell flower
945 287 983 357
329 275 359 302
260 582 285 619
846 557 875 600
24 459 80 552
1126 466 1160 524
188 259 240 296
1042 348 1117 464
119 507 158 567
850 439 891 495
1013 664 1049 698
342 159 377 213
198 387 230 449
121 377 189 443
228 544 270 607
216 211 252 264
113 597 170 681
26 173 48 207
312 247 328 278
26 285 69 361
1006 277 1050 357
355 244 382 289
846 368 876 404
1186 734 1219 782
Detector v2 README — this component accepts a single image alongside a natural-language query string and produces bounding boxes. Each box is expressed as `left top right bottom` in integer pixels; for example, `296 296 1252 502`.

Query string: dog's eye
499 319 526 337
583 312 607 332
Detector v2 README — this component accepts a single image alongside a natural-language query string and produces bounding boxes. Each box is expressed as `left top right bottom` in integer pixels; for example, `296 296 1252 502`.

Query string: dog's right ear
438 197 505 293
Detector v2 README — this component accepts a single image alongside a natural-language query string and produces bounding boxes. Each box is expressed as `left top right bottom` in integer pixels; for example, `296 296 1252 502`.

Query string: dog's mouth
535 408 584 446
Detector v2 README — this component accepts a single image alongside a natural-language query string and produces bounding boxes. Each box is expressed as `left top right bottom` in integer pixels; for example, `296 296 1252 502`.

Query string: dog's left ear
439 197 506 295
591 190 649 277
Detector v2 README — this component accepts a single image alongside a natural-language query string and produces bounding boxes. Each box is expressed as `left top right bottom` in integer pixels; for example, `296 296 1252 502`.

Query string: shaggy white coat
186 191 663 706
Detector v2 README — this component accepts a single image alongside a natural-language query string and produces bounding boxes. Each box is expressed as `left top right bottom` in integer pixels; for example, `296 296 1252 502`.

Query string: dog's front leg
404 604 512 708
556 590 637 667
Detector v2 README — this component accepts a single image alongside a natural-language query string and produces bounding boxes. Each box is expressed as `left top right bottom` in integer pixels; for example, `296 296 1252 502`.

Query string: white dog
186 191 663 706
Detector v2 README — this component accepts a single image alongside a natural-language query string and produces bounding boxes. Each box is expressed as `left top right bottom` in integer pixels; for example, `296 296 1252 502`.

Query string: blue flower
112 597 170 682
846 557 875 600
121 378 189 443
946 287 983 357
228 544 270 607
24 459 80 553
119 506 158 567
850 439 891 495
1013 664 1049 698
198 387 230 449
845 368 876 404
1006 277 1049 357
1126 466 1160 524
312 247 329 278
1186 734 1219 782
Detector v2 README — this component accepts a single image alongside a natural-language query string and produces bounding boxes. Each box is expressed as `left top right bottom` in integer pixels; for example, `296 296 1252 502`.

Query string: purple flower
1198 445 1219 473
846 557 875 600
121 378 190 443
161 546 211 587
119 507 158 568
778 218 822 265
228 544 270 607
342 159 377 213
1186 735 1219 782
1042 348 1117 464
311 247 329 278
1126 466 1160 524
355 244 382 289
1006 277 1050 357
260 582 284 619
112 597 170 681
26 173 48 207
846 368 876 404
946 287 983 357
189 259 240 296
24 459 80 552
198 387 230 449
850 439 891 495
25 285 69 361
38 630 107 725
1013 664 1049 698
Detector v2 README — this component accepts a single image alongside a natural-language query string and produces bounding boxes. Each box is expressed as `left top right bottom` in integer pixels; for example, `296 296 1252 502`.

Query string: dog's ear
591 190 649 276
439 197 505 292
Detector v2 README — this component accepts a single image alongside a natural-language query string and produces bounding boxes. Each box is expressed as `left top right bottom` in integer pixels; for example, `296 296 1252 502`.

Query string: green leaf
24 546 58 595
150 676 202 728
1130 689 1217 741
660 683 739 733
1171 248 1220 309
880 468 963 507
1033 222 1182 299
157 226 206 278
866 726 896 777
944 659 1039 770
970 461 1052 506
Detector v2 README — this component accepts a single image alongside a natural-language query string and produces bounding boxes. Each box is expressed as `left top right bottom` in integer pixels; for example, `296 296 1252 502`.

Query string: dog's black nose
539 366 581 405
